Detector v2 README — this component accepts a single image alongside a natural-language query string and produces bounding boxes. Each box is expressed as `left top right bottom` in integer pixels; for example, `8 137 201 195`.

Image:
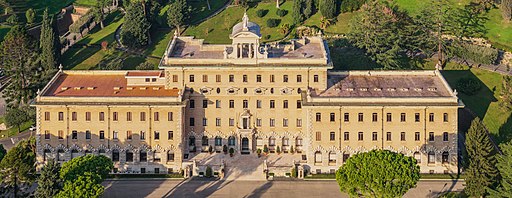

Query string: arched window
189 136 196 146
202 136 209 146
154 151 161 162
71 149 79 159
140 151 147 162
282 137 289 146
428 151 435 164
296 137 303 146
442 152 449 164
126 151 134 162
84 150 92 155
43 149 51 161
57 149 65 162
167 151 175 162
99 149 106 156
215 136 222 146
315 151 322 164
112 150 120 162
269 137 276 146
228 136 236 146
329 152 336 163
414 152 421 164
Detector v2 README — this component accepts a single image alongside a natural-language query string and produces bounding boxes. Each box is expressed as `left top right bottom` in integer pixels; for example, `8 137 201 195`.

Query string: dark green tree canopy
40 8 59 80
488 140 512 197
167 0 189 34
0 144 6 162
319 0 337 19
60 154 113 182
55 172 104 198
292 0 303 25
5 108 29 133
0 138 36 196
121 3 152 48
36 159 62 198
336 150 420 197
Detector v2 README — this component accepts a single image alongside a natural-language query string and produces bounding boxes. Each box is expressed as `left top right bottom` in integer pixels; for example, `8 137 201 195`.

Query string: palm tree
279 23 290 35
320 17 332 30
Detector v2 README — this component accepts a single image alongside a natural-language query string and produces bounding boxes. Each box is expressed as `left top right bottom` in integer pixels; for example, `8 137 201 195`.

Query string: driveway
102 179 464 198
0 130 34 150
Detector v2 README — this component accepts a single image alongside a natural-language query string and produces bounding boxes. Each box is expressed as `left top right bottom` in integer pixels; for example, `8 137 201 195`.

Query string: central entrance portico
238 109 254 154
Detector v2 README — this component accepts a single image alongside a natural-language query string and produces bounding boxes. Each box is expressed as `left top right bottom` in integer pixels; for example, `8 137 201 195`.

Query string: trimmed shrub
256 9 268 18
456 78 482 96
263 145 269 153
276 9 288 17
450 43 499 65
205 166 213 177
341 0 366 13
291 167 297 178
266 18 281 28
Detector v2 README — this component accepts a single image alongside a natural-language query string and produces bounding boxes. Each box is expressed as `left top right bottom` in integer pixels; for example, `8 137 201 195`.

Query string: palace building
33 14 463 176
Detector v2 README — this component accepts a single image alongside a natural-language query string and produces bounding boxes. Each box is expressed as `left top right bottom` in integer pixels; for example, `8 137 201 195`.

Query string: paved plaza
102 179 464 198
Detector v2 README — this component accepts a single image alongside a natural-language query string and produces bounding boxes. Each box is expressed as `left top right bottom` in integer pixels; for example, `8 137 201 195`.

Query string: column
249 44 253 58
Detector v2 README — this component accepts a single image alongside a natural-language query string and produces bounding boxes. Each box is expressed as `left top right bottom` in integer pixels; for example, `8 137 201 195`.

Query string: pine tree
0 139 36 197
40 8 58 79
292 0 303 25
488 140 512 198
319 0 336 19
167 0 189 34
464 117 498 197
303 0 314 19
35 159 62 198
121 3 152 48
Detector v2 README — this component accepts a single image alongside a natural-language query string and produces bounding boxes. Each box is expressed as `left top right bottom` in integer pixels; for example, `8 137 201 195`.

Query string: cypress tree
464 117 498 197
303 0 314 19
35 159 62 198
292 0 303 25
488 140 512 197
40 8 58 78
319 0 336 19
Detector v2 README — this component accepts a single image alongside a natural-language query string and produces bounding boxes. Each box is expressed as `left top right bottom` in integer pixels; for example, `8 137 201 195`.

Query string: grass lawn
77 11 123 45
303 11 355 34
8 0 75 23
74 0 97 7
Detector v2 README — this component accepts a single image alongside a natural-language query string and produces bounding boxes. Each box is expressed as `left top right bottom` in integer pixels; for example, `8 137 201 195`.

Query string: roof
43 73 179 97
125 71 164 77
314 72 453 98
231 21 261 37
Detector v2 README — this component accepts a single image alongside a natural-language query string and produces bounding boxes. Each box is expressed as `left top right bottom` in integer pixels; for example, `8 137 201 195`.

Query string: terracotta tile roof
125 71 163 77
43 74 179 97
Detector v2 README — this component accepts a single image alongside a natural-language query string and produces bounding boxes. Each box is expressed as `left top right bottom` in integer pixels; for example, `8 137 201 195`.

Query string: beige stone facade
33 15 462 175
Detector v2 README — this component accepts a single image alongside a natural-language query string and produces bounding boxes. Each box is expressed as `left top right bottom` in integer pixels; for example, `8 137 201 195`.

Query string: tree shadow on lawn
61 46 101 69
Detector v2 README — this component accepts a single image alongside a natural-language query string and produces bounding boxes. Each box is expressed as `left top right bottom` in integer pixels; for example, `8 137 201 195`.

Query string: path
0 130 34 150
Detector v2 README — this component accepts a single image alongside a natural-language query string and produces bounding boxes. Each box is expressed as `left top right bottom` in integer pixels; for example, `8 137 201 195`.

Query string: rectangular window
283 75 288 82
358 132 363 141
190 117 195 126
72 112 77 121
58 130 64 139
229 100 234 108
99 112 105 121
113 131 118 140
443 113 448 122
429 113 434 122
401 113 406 122
330 132 335 141
372 132 377 141
202 75 208 82
154 112 159 121
316 132 321 141
372 113 377 122
140 131 145 140
154 131 160 140
297 75 302 82
44 112 50 121
400 132 405 141
344 132 349 141
173 75 178 82
99 131 104 140
386 113 392 122
229 75 234 82
112 112 118 121
270 75 275 82
202 100 208 108
216 118 221 126
257 100 262 108
296 100 302 109
415 132 420 141
243 75 248 82
168 112 173 121
270 100 275 108
415 113 420 122
316 113 321 122
429 132 435 141
314 75 319 82
168 131 173 140
344 113 349 122
283 100 288 109
386 132 391 141
85 130 91 139
44 130 50 139
270 118 275 127
216 74 221 82
330 113 336 122
443 132 448 141
189 75 194 82
85 112 91 121
358 113 363 122
72 130 78 139
229 118 235 126
190 100 195 108
243 100 248 108
203 118 207 126
256 75 262 82
145 78 150 82
140 112 146 121
58 112 64 121
256 118 262 127
296 118 302 127
127 131 132 140
283 118 288 127
428 153 435 164
216 100 221 108
126 112 132 121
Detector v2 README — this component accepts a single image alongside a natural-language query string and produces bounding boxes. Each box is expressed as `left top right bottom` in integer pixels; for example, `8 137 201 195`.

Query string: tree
488 140 512 198
347 0 417 69
279 23 290 34
36 159 62 198
5 108 29 133
135 62 154 70
319 0 336 19
167 0 188 35
500 76 512 110
6 14 19 25
0 139 36 197
25 9 35 24
40 8 59 80
0 144 5 162
60 155 113 182
121 3 152 48
336 150 420 197
0 26 40 108
303 0 314 19
55 172 104 198
92 0 110 29
320 17 332 29
503 0 512 21
292 0 303 25
464 117 498 197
